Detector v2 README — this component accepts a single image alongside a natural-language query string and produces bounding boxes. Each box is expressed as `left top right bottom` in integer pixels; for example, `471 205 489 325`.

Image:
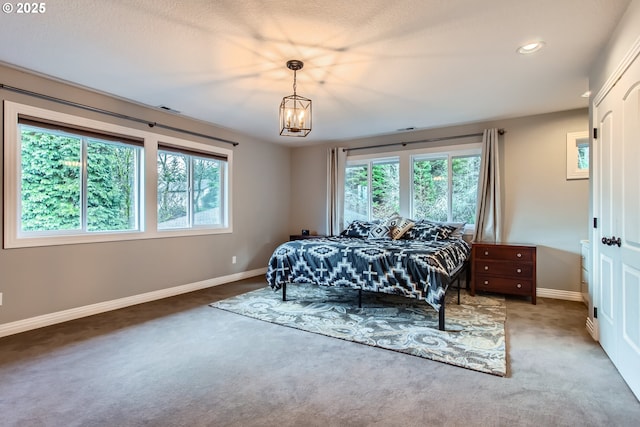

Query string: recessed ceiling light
517 41 545 55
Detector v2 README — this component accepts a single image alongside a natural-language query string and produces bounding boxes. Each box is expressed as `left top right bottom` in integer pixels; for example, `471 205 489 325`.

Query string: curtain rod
0 83 240 147
343 128 505 153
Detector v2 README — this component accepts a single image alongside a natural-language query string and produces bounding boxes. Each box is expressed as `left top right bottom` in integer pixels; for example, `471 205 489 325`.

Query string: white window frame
17 124 144 237
410 147 482 225
344 156 400 221
345 142 481 232
156 139 230 234
4 101 233 248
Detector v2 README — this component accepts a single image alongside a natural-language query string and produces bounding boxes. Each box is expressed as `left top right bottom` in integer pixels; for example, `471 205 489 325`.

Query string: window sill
4 227 233 249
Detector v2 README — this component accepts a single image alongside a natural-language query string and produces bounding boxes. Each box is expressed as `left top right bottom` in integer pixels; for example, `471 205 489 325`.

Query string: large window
4 101 232 248
157 146 226 230
412 154 481 224
19 121 142 235
344 144 481 227
344 157 399 223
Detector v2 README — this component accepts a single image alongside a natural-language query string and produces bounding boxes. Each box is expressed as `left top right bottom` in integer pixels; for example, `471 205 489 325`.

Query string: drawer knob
484 251 489 256
484 280 489 285
517 283 522 288
517 253 522 258
484 266 489 270
516 268 522 273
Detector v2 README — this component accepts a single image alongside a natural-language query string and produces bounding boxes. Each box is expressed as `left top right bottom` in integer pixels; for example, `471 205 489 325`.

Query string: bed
266 218 471 331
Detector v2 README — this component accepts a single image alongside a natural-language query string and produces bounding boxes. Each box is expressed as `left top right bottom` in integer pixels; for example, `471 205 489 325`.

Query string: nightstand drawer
474 245 534 262
473 261 533 278
475 275 533 295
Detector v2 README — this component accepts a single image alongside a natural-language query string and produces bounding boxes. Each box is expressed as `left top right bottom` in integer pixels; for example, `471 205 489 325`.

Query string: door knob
602 236 622 247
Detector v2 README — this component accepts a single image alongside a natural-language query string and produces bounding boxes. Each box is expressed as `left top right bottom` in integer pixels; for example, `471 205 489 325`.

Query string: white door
594 51 640 400
595 95 617 360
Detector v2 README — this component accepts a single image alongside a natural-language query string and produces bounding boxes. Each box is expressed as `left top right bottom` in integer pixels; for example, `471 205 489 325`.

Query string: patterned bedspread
266 237 471 312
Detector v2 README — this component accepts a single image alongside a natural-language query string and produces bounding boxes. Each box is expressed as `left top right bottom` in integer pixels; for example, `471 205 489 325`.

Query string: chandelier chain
293 70 297 95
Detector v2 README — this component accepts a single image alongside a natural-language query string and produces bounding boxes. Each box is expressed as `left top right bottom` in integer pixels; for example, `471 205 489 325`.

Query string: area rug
210 284 507 376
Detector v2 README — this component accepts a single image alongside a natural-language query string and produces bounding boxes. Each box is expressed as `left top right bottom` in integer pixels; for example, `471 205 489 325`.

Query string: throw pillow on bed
368 224 393 239
385 215 415 240
401 221 454 241
341 220 375 238
403 222 440 240
420 220 465 240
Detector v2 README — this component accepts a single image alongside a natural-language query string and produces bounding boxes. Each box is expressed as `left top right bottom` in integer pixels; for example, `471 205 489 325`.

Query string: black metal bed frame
280 258 470 332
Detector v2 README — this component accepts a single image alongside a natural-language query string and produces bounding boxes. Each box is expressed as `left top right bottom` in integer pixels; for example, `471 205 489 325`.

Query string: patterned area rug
210 284 507 376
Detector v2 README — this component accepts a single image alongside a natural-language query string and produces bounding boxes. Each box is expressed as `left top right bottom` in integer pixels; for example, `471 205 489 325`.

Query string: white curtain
327 147 346 236
473 128 502 242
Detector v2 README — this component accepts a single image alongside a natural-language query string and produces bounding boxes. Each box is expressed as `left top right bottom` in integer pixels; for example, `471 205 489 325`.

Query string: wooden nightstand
289 234 327 241
470 242 537 304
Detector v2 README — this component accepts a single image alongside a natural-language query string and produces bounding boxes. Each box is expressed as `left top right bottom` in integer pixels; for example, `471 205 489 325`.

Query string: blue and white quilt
266 236 471 312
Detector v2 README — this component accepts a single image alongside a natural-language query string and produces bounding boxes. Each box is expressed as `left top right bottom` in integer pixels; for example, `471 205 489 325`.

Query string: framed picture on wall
566 131 589 180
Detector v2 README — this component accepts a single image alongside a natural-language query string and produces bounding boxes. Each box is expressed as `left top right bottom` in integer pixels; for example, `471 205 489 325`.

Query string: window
344 157 399 223
566 131 589 180
18 121 142 235
344 144 481 228
577 143 589 170
412 154 480 224
4 101 232 248
157 146 227 230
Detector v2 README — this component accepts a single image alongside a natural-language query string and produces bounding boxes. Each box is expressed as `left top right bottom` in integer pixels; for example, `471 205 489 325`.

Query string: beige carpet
2 278 640 426
211 283 507 376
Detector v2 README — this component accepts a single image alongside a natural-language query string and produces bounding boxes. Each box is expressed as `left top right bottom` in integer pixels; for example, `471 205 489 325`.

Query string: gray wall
290 109 590 293
0 64 291 324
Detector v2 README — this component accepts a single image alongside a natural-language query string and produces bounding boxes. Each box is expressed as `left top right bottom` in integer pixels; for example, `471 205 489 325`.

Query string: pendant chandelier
279 60 312 137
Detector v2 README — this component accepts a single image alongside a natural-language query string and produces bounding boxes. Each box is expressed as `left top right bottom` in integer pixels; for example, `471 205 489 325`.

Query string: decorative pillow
341 220 375 238
441 222 466 239
368 224 392 239
420 220 465 240
385 215 415 240
403 222 440 240
434 224 454 240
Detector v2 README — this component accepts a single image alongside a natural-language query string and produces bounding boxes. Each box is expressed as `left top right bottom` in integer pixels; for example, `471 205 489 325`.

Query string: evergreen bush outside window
19 123 141 234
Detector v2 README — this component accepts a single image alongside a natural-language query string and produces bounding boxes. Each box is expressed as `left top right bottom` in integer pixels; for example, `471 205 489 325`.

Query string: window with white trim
412 153 481 224
344 157 399 224
18 119 142 235
4 101 232 248
344 144 481 226
157 145 227 230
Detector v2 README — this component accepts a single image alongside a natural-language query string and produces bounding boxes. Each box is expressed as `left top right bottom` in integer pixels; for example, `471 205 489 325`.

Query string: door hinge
593 217 598 228
594 307 598 318
593 128 598 139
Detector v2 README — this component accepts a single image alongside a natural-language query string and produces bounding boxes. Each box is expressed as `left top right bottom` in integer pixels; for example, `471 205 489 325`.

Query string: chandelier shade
279 60 312 137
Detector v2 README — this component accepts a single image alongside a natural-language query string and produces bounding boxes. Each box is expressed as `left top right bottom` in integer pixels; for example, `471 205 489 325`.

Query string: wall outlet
232 256 237 264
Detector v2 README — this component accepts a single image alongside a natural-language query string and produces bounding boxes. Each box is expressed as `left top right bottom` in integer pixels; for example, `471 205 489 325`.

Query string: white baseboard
0 267 267 339
0 277 589 339
536 288 584 302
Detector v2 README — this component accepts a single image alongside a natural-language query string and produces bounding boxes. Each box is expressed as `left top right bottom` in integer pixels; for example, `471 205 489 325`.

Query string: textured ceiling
0 0 631 145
